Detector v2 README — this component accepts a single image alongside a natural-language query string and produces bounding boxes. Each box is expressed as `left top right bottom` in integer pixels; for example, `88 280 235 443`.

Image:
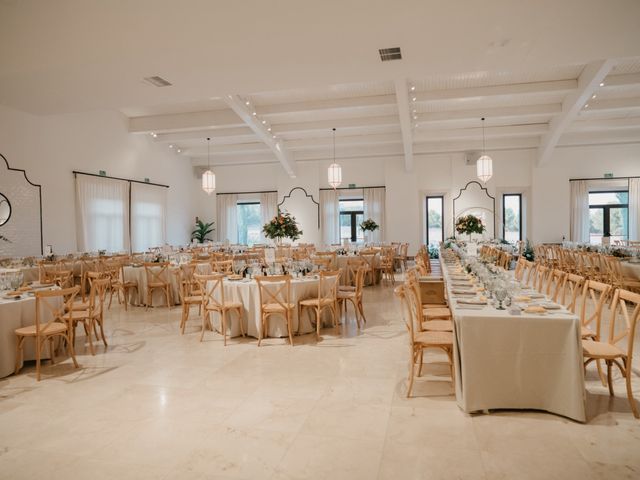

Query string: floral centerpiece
263 212 302 243
360 218 379 232
455 215 486 237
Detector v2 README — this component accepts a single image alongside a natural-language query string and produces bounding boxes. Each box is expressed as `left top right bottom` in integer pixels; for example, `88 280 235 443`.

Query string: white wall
0 105 195 254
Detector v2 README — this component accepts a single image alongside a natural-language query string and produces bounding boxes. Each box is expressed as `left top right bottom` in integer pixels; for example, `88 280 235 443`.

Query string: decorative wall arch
453 181 496 239
0 153 43 255
277 187 320 228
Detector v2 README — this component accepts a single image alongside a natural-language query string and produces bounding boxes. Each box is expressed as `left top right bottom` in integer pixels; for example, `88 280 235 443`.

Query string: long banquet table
442 260 587 422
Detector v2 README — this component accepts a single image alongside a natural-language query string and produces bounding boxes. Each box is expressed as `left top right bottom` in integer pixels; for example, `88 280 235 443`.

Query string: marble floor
0 275 639 480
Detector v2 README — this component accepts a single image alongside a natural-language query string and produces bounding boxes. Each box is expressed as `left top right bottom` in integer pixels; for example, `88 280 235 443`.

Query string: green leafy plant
522 239 535 261
191 219 215 243
427 244 439 259
360 218 379 232
455 215 486 236
262 212 302 241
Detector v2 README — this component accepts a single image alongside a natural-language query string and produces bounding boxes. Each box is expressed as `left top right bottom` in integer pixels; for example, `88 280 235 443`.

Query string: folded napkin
524 305 546 314
457 298 487 305
452 289 475 295
514 295 531 302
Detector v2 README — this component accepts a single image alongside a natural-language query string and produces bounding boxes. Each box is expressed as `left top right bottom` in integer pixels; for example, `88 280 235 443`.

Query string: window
131 183 166 252
339 199 364 242
589 191 629 244
237 202 261 245
502 194 522 243
426 196 444 247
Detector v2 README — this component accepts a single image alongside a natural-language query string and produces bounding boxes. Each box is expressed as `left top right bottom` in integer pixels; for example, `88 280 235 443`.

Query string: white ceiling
2 0 640 173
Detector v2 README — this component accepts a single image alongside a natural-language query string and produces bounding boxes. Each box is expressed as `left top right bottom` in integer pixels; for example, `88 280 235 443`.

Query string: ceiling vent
379 47 402 62
143 76 173 87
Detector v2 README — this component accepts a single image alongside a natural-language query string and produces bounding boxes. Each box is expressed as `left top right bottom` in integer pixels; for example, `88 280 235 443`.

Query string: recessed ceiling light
267 128 271 132
169 144 174 148
413 115 418 119
592 94 597 99
252 112 257 116
261 120 266 124
584 104 589 108
410 86 416 91
272 135 276 139
177 149 181 153
245 101 250 105
600 82 605 87
412 97 417 102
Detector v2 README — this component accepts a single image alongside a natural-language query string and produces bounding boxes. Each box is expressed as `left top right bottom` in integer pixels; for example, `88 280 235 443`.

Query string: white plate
539 302 561 310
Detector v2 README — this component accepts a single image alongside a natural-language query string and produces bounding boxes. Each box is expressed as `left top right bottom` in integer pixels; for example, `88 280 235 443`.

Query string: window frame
339 198 364 242
502 193 523 242
425 195 444 246
588 190 629 240
236 201 261 245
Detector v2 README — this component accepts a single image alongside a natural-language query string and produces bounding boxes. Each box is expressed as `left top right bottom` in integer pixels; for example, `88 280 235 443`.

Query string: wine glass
495 287 508 310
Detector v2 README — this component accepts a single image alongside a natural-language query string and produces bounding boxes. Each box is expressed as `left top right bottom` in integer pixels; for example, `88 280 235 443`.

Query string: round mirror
0 193 11 226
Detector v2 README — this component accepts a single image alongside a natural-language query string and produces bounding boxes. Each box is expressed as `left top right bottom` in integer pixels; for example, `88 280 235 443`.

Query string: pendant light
327 127 342 189
201 137 216 195
476 117 493 183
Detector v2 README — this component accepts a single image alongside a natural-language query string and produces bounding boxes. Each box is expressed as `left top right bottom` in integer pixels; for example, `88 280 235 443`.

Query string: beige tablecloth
621 260 640 280
0 292 61 378
443 264 586 422
205 276 332 338
335 254 380 286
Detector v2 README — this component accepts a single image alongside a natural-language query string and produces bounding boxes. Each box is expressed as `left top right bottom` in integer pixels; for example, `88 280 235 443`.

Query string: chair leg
258 313 264 346
98 317 108 347
238 308 246 337
623 359 639 419
417 349 424 377
14 336 24 374
48 337 56 365
222 311 227 346
407 349 416 398
316 307 321 340
287 311 294 346
65 332 80 369
596 358 607 387
606 360 614 395
200 311 208 342
35 336 41 381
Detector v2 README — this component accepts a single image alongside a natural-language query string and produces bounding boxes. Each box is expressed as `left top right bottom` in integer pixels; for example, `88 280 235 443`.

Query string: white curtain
629 178 640 241
131 183 167 252
363 187 385 243
320 189 340 245
217 193 238 243
260 192 278 242
75 175 129 253
569 180 589 243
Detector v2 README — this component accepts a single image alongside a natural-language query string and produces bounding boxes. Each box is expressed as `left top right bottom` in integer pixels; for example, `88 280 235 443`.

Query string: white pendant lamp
202 137 216 195
328 127 342 189
476 117 493 183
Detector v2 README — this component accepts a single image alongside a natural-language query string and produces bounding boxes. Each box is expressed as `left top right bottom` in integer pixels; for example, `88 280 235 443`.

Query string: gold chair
337 267 367 328
606 256 640 293
377 247 396 285
298 270 341 339
583 288 640 418
359 252 377 285
394 284 453 398
195 273 244 345
143 262 172 309
255 275 295 346
14 286 80 381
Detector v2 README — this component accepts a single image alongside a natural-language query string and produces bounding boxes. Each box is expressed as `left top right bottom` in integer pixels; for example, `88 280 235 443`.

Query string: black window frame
588 190 629 239
502 193 523 242
339 198 364 242
425 195 444 246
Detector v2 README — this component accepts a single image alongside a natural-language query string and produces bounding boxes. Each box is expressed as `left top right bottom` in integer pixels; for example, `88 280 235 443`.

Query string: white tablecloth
0 292 61 378
621 260 640 280
443 263 586 422
206 276 332 338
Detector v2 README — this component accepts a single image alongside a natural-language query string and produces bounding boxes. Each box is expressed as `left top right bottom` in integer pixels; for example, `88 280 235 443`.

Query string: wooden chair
143 262 172 309
535 265 549 293
395 242 409 272
514 257 527 282
605 256 640 293
524 262 539 288
14 286 80 381
298 270 341 339
337 267 367 328
359 252 377 285
406 272 452 328
311 257 331 271
339 258 365 292
212 259 234 274
579 280 612 341
173 269 204 334
67 277 110 355
109 261 138 311
194 273 243 345
545 269 567 303
255 275 295 346
561 273 585 313
583 288 640 418
394 284 453 398
377 248 396 285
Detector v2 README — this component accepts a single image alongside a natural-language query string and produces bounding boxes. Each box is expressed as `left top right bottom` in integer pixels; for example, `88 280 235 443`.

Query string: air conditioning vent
379 47 402 62
143 76 173 87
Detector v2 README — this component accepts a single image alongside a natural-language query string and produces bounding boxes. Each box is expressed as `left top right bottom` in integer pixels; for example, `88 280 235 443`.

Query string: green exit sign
99 170 106 176
348 183 356 189
604 173 613 178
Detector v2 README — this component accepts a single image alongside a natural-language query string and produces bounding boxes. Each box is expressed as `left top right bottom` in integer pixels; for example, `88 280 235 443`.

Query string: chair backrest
535 265 549 292
394 285 416 343
255 275 292 310
579 279 612 333
194 273 226 309
545 269 567 303
359 252 377 271
213 259 234 274
353 267 366 299
344 258 366 286
35 286 79 336
88 278 109 317
524 261 538 287
312 257 332 271
607 289 640 360
317 270 341 303
514 257 527 281
144 262 170 285
561 273 585 313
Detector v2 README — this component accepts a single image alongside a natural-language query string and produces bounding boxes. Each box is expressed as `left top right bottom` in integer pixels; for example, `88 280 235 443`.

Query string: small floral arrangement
263 212 303 241
455 215 486 236
360 218 379 232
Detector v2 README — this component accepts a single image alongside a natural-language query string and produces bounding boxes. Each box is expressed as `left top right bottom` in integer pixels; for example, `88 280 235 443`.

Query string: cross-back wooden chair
143 262 172 309
78 258 98 301
14 286 80 380
359 252 377 285
212 259 234 274
298 270 341 339
311 257 332 271
514 257 527 281
545 269 567 303
561 273 585 313
394 284 453 398
109 260 138 311
194 273 243 344
337 267 367 328
524 261 539 287
580 280 612 341
605 256 640 293
377 247 396 285
173 268 204 334
255 275 295 346
340 258 365 292
68 277 110 355
535 265 550 293
583 288 640 418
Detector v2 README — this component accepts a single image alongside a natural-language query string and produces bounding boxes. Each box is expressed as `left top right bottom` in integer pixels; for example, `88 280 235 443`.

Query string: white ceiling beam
415 123 548 142
285 133 402 151
601 73 640 88
415 79 577 102
128 109 244 133
415 136 541 155
182 143 271 156
257 94 396 116
558 129 640 147
292 143 404 161
224 94 297 177
417 103 561 124
154 127 255 143
274 115 399 134
568 117 640 132
581 96 640 113
538 60 616 165
191 153 279 166
394 79 414 172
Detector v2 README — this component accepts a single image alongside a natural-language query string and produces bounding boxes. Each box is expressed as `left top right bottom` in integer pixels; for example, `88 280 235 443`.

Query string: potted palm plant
191 218 215 243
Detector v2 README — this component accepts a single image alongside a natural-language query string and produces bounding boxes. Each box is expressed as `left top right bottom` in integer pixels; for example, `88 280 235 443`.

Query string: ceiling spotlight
272 135 276 139
412 96 417 102
267 127 272 132
252 112 257 116
169 144 174 148
413 115 418 119
245 100 250 105
599 82 605 87
177 149 181 153
261 120 266 124
592 94 597 99
584 104 589 108
410 86 416 91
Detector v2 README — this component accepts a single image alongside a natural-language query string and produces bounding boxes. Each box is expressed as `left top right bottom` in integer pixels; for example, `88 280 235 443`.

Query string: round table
621 259 640 280
335 254 380 286
206 276 333 338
